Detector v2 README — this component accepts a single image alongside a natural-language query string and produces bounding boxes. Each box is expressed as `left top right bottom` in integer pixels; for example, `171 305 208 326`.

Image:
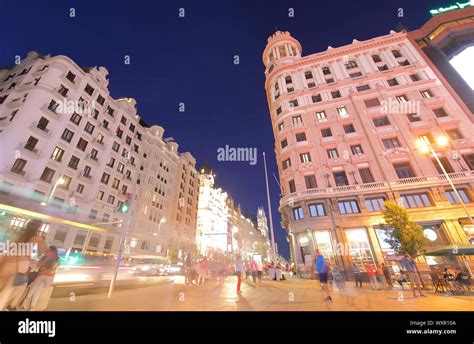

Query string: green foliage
382 201 427 257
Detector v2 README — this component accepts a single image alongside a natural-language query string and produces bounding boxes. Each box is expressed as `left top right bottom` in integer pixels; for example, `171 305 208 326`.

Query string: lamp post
262 152 278 269
154 217 166 237
416 136 473 226
41 177 65 206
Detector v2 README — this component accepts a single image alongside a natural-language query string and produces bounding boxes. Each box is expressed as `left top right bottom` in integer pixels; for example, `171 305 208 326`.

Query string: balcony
41 104 61 119
279 171 474 208
29 122 51 137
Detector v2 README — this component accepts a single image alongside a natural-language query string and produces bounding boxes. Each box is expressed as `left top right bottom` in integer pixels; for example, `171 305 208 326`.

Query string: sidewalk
46 277 474 311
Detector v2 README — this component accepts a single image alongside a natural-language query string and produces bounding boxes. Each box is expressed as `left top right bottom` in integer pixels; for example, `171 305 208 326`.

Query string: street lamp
416 136 474 226
41 177 65 206
154 217 166 236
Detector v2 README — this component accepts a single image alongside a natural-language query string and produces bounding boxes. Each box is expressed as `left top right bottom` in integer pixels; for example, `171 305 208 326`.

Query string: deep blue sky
2 0 443 259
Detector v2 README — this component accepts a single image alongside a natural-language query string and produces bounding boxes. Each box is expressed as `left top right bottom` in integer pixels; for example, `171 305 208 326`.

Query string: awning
424 244 474 256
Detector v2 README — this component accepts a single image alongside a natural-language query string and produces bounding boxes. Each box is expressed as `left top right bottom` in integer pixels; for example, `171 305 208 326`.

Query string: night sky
2 0 444 259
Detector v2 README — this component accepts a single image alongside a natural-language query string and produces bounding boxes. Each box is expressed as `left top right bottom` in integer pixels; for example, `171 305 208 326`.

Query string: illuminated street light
416 136 474 229
154 217 166 236
43 177 66 205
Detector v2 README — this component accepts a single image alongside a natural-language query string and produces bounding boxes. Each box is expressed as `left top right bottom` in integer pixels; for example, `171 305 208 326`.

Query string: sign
429 1 473 16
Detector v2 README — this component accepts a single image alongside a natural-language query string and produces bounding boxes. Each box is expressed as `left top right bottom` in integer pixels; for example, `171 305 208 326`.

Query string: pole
263 152 278 268
108 192 135 298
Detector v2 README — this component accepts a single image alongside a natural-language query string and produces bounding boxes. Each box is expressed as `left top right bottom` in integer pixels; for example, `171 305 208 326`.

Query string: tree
381 201 428 258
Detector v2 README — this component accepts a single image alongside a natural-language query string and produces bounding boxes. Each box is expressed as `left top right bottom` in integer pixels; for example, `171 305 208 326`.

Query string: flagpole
263 152 278 267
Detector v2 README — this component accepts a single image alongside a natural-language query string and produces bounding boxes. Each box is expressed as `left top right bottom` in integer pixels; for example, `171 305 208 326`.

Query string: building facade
262 28 474 274
0 51 199 261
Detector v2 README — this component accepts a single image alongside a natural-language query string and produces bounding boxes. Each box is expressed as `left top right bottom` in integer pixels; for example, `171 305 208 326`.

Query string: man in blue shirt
315 250 332 302
400 251 427 298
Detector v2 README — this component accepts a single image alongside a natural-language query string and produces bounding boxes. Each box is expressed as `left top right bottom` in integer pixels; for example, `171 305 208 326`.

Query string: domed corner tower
262 31 302 73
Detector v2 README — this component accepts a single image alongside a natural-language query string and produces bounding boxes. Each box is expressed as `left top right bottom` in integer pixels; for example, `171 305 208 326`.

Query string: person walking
382 263 393 288
376 264 386 289
20 246 59 310
235 255 244 294
315 250 332 302
184 253 193 285
197 257 208 286
251 260 258 284
366 263 378 290
353 264 363 288
257 260 263 283
400 252 427 298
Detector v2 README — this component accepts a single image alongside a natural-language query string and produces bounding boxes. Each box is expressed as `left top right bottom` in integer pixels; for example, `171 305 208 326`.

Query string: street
46 276 474 311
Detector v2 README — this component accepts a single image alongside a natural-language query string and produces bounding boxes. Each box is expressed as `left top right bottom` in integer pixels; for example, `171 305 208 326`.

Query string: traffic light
118 201 129 213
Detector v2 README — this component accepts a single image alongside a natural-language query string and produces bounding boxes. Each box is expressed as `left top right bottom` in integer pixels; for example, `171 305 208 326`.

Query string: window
338 200 360 214
364 98 380 108
58 85 69 97
387 78 399 86
101 173 110 185
77 138 88 151
282 158 291 170
61 128 74 143
343 124 355 134
90 149 98 160
351 144 363 155
48 100 60 113
356 85 370 92
120 115 127 125
287 87 294 93
66 71 76 83
433 108 448 118
285 76 292 84
84 122 95 135
420 90 434 99
372 55 382 63
102 120 109 129
399 59 410 66
331 90 341 98
97 94 105 105
59 175 72 189
410 74 421 82
117 163 125 173
70 112 82 125
304 71 313 79
278 122 285 132
327 148 338 159
321 128 332 137
407 113 421 122
382 138 400 149
316 111 327 122
289 180 296 193
96 133 105 144
344 60 358 69
300 153 311 163
337 106 349 118
107 195 115 205
68 156 80 170
401 193 432 208
107 157 115 168
293 207 304 220
40 167 55 183
276 107 282 115
373 116 390 127
333 171 349 186
432 157 454 174
447 128 463 140
112 178 120 189
378 64 389 71
51 147 65 162
83 166 92 177
359 168 374 183
309 203 325 217
107 106 114 117
304 175 317 189
11 159 27 175
392 50 402 58
365 197 385 212
322 67 331 75
295 132 307 142
393 162 415 179
292 115 303 126
37 117 49 131
112 141 120 152
89 209 98 219
289 99 298 108
312 94 322 103
396 95 408 103
281 139 288 149
24 136 38 151
445 189 470 205
463 154 474 170
84 84 95 96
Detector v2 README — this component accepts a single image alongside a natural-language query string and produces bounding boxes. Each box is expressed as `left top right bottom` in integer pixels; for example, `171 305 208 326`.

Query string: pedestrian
251 260 258 284
353 264 362 288
198 257 208 285
20 246 59 311
184 253 193 285
376 263 386 289
257 261 263 283
366 263 378 290
315 250 332 302
400 252 427 298
235 255 244 294
382 263 393 288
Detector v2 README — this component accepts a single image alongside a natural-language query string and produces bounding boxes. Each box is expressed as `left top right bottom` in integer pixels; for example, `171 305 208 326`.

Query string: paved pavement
46 276 474 311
